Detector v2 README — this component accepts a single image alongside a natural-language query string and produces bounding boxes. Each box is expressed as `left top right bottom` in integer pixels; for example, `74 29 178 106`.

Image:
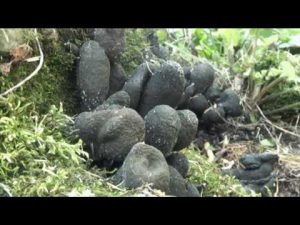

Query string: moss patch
119 29 152 76
0 29 90 115
183 148 259 197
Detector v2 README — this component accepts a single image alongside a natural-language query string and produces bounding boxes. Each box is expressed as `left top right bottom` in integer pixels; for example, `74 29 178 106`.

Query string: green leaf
260 139 275 147
193 29 206 41
278 35 300 49
156 29 168 42
256 29 274 38
263 35 279 46
218 29 241 47
279 61 296 81
268 67 281 77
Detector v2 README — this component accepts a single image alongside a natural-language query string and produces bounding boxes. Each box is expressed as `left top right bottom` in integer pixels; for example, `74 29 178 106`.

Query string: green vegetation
0 29 127 196
160 29 300 118
0 96 127 196
119 29 152 75
183 148 258 197
1 29 299 197
0 29 82 115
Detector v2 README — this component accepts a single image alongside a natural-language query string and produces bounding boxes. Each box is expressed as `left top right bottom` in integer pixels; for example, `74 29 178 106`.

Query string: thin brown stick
253 77 284 104
256 104 300 138
0 29 44 97
262 123 276 143
295 116 300 133
83 170 125 191
264 102 300 116
206 106 259 129
214 149 228 162
259 89 295 105
262 123 282 153
274 178 279 197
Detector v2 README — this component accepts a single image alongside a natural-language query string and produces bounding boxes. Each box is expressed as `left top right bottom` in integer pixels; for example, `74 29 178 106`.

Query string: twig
256 104 300 138
0 29 44 97
83 170 125 191
259 89 295 105
253 77 284 104
264 102 300 116
0 183 12 197
106 181 126 192
145 60 154 75
207 106 259 129
255 126 261 138
214 149 228 162
262 123 276 144
83 170 103 179
274 178 279 197
262 123 282 153
295 116 300 133
277 133 282 154
1 29 9 43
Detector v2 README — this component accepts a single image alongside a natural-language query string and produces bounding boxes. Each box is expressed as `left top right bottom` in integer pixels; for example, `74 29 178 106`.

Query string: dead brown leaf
0 62 12 76
10 44 33 63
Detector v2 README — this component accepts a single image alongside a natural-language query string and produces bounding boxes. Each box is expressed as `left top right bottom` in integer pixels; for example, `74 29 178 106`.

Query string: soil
193 117 300 196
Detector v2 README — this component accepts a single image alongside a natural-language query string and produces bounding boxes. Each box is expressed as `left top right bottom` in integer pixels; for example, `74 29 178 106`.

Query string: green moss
119 29 151 76
56 28 92 46
0 29 157 197
0 30 123 197
183 148 259 197
0 29 27 52
0 96 130 197
0 30 83 115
